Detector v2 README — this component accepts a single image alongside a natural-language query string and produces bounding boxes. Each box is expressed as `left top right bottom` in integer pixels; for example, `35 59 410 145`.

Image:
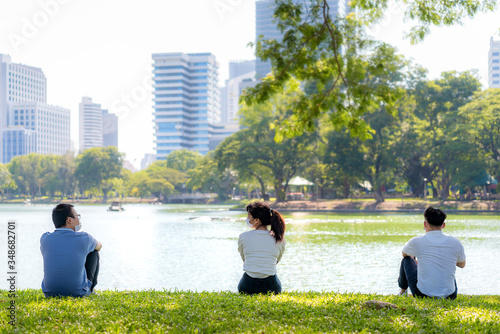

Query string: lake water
1 204 499 295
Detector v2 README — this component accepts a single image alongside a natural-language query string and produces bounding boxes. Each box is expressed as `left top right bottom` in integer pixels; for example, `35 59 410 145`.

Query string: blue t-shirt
40 228 97 297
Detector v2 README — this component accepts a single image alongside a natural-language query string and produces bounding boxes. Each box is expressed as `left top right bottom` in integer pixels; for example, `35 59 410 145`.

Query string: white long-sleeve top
238 229 286 278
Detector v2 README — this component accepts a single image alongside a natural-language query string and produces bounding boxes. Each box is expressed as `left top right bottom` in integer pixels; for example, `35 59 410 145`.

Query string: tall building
220 60 256 124
0 54 70 163
255 0 350 78
229 60 256 79
10 101 70 156
152 52 221 159
1 127 36 163
489 37 500 88
102 109 118 148
79 97 103 151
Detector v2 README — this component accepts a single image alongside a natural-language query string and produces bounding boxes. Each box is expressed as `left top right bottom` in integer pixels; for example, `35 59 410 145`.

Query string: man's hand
457 260 466 268
95 241 102 252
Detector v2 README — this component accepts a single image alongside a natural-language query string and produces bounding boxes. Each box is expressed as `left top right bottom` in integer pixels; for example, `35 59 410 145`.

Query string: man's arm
456 260 466 268
95 241 102 252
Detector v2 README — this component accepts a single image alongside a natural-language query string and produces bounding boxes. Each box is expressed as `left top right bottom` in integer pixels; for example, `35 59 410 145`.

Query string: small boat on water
107 202 125 212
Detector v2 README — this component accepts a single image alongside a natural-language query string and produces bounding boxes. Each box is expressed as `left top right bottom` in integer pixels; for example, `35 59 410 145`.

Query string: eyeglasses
71 214 81 219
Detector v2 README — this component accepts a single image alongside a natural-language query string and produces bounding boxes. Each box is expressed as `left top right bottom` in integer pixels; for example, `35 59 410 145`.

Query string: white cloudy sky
0 0 499 168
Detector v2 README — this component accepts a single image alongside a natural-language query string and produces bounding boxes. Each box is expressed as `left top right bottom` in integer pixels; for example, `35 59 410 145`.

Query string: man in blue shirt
40 203 102 297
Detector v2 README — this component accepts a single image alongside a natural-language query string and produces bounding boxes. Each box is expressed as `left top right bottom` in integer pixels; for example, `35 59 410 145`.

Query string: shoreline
2 197 500 213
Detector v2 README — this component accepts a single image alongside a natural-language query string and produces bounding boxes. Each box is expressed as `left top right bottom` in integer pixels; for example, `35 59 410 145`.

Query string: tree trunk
257 177 267 201
343 178 350 198
274 180 287 202
375 188 385 203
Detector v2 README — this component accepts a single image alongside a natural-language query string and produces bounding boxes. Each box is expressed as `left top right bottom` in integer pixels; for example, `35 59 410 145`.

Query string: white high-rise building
152 52 221 159
489 37 500 88
10 102 70 156
221 60 256 124
79 97 103 151
0 54 70 163
255 0 350 78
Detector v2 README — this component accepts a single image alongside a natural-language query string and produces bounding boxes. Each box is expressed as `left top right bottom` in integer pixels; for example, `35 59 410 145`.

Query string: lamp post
423 178 428 200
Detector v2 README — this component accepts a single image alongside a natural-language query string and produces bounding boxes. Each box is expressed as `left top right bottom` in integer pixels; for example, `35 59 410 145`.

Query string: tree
0 164 15 199
57 152 78 198
324 129 366 199
187 152 237 201
166 149 202 173
75 147 123 200
411 71 482 200
457 89 500 182
243 0 496 139
128 170 153 199
146 161 187 198
214 130 274 199
8 154 42 198
217 87 318 202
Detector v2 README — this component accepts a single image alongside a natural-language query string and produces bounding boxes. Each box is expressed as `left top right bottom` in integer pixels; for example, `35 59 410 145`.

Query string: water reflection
0 204 498 295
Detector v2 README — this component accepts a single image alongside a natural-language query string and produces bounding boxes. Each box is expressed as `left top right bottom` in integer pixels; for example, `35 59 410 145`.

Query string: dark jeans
238 273 282 295
398 256 457 300
85 250 100 291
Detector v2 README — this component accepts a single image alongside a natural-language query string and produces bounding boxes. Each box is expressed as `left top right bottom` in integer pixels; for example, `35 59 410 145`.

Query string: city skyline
0 0 499 168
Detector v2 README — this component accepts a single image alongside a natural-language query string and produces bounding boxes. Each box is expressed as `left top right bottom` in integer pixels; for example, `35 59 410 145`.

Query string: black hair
246 201 285 242
52 203 74 228
424 206 447 226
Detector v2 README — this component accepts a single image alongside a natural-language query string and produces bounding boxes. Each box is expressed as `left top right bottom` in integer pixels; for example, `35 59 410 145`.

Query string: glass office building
152 52 221 159
0 54 69 162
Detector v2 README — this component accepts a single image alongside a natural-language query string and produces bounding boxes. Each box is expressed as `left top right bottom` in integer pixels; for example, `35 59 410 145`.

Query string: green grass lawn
1 290 499 333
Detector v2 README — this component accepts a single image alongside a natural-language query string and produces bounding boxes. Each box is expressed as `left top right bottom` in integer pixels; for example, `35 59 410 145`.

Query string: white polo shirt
403 230 466 297
238 230 285 278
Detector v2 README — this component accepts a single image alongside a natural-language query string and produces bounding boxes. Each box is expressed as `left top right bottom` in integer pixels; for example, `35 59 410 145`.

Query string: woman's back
238 229 285 278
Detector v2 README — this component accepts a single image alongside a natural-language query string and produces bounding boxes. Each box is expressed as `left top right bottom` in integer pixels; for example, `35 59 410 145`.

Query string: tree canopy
243 0 497 140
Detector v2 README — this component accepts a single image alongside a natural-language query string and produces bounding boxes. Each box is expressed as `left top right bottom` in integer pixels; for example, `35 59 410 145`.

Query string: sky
0 0 499 169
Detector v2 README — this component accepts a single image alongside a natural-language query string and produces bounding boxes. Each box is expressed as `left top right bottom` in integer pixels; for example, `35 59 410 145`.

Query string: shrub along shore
1 290 499 333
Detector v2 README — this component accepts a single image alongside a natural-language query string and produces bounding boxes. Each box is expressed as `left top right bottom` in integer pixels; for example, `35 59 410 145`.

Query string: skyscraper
0 54 70 163
255 0 350 78
489 37 500 88
229 60 256 79
152 52 221 159
102 109 118 148
79 97 103 151
220 60 256 124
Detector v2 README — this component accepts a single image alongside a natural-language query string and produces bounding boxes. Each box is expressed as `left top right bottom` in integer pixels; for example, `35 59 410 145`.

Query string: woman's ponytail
269 209 285 242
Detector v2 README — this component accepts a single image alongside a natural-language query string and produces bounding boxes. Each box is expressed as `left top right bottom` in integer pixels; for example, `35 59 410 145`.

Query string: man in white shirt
398 206 466 299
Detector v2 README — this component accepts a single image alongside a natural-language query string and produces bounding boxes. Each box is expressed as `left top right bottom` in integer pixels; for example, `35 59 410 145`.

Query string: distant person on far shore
238 202 286 294
40 203 102 297
398 206 466 299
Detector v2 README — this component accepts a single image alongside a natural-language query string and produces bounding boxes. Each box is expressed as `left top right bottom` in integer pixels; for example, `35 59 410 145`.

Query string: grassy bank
1 290 499 333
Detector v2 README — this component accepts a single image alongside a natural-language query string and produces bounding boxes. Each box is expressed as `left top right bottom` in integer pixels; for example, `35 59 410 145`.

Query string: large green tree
456 88 500 186
243 0 496 139
166 149 202 173
8 154 42 198
75 147 123 200
187 152 237 201
217 87 318 202
410 71 483 200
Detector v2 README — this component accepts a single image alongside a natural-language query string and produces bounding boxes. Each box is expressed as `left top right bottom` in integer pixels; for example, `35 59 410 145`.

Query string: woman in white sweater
237 202 286 294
